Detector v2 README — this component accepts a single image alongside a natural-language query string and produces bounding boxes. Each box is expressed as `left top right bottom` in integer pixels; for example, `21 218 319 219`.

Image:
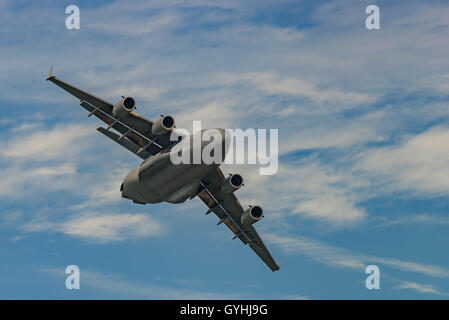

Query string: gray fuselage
121 128 227 204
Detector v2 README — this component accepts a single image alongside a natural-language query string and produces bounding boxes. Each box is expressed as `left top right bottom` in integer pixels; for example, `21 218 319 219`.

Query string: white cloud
11 122 40 132
373 257 449 279
174 99 240 129
395 281 449 297
70 166 129 210
9 235 24 242
0 124 93 161
1 2 449 300
265 233 364 270
279 114 386 153
61 213 165 242
87 13 178 37
41 267 246 299
223 160 366 226
373 213 449 228
293 194 365 224
216 72 373 108
275 27 303 42
23 213 165 243
0 163 76 197
266 232 449 278
0 122 100 198
0 0 446 234
109 84 167 103
357 126 449 196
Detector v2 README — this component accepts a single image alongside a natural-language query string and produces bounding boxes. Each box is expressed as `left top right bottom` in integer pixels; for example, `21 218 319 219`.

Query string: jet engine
241 205 263 226
220 174 243 193
112 96 136 118
152 115 175 135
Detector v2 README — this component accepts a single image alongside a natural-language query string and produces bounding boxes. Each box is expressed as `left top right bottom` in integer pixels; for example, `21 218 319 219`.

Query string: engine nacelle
152 115 175 135
241 205 263 226
112 97 136 118
220 174 243 193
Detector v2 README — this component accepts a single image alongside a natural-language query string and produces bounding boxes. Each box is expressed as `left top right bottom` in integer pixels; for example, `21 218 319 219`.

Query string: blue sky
1 0 449 299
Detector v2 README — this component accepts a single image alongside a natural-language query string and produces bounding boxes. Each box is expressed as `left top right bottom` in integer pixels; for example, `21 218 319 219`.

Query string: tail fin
46 65 55 80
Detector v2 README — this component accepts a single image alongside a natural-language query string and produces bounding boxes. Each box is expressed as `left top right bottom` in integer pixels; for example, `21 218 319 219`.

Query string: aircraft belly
141 162 218 203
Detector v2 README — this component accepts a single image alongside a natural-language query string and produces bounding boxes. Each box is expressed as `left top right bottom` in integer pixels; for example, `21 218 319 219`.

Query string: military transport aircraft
46 67 280 272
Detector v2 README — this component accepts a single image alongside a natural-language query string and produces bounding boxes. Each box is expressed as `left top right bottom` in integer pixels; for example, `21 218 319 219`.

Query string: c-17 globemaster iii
46 66 280 271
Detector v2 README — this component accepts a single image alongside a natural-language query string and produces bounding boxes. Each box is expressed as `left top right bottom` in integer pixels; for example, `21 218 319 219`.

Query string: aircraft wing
46 67 176 159
197 168 280 272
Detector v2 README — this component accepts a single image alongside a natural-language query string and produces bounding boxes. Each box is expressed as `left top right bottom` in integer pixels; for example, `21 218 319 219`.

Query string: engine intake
113 96 136 118
220 174 243 193
241 205 263 226
152 115 175 135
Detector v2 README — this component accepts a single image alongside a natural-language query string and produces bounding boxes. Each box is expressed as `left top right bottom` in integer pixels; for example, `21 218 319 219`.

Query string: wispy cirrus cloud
0 163 76 197
0 122 95 198
89 14 178 37
395 281 449 297
373 213 449 228
41 267 248 299
223 160 367 226
266 232 449 279
356 126 449 197
0 123 93 161
216 71 374 108
69 166 130 211
1 0 447 231
23 212 166 243
1 0 449 299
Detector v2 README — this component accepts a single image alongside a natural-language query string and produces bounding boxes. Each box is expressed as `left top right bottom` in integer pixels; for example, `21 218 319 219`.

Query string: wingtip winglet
46 65 55 81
